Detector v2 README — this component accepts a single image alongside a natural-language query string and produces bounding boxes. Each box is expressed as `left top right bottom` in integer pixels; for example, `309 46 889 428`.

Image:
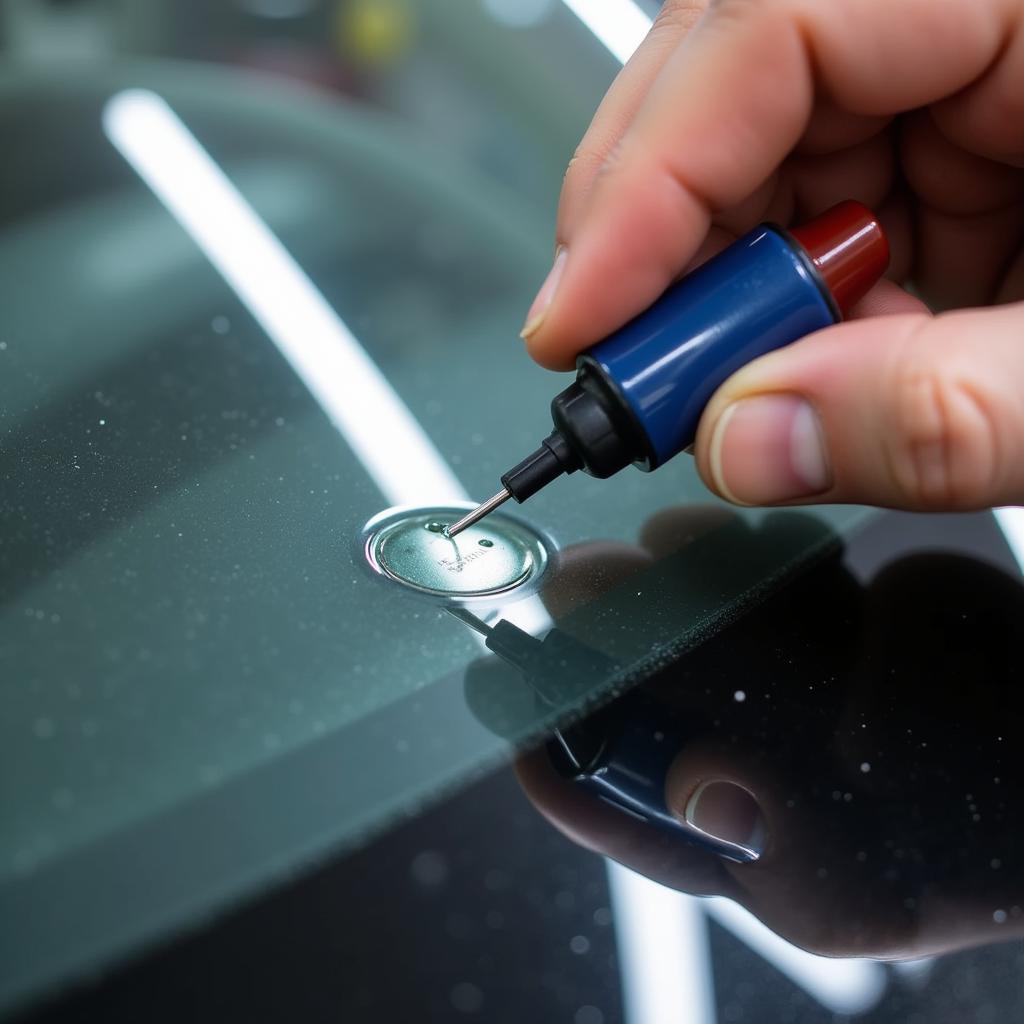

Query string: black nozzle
499 377 640 505
500 431 579 503
551 378 636 478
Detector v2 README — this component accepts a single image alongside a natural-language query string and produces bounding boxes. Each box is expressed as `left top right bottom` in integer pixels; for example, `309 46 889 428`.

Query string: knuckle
561 144 608 199
702 0 786 43
561 148 586 188
596 135 628 178
566 136 627 198
885 337 1003 509
564 124 624 186
706 0 768 17
565 0 714 198
650 0 710 36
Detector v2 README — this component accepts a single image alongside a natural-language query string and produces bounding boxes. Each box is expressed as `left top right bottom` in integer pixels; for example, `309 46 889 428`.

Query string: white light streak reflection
706 897 887 1015
103 89 465 507
994 508 1024 574
607 863 715 1024
559 0 652 64
102 90 553 640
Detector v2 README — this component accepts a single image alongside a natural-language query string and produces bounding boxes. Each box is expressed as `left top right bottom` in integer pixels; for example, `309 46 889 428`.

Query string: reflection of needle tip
445 488 512 538
445 605 492 637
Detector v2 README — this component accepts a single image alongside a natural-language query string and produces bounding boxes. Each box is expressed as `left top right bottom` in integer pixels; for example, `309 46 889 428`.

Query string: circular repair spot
363 505 550 600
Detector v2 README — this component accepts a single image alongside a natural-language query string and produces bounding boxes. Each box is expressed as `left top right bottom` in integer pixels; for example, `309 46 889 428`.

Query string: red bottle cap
790 201 889 317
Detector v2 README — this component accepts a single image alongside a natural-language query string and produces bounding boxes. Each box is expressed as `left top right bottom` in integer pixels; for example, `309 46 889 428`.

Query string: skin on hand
522 0 1024 511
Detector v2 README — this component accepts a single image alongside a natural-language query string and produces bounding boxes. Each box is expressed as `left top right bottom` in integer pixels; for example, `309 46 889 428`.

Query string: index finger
557 1 710 244
526 0 1016 369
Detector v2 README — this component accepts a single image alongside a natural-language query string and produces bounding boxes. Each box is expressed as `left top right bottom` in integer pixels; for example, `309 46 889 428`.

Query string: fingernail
708 394 831 505
520 247 567 339
684 780 765 860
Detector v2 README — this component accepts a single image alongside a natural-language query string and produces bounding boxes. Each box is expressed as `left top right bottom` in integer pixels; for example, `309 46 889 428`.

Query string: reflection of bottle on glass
456 512 848 865
450 605 756 862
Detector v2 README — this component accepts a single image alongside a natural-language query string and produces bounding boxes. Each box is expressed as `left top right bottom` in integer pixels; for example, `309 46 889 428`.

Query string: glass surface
20 512 1024 1024
0 3 869 1015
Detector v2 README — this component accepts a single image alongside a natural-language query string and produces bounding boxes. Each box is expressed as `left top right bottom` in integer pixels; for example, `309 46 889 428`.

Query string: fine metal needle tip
445 605 492 638
444 487 512 538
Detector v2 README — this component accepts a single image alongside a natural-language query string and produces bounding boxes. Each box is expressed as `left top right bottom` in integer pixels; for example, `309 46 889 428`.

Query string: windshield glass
0 4 867 1012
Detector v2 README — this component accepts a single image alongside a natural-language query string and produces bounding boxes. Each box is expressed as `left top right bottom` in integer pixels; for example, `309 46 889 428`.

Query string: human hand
523 0 1024 511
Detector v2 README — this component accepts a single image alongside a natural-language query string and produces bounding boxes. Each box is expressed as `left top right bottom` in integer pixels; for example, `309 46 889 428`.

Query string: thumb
694 301 1024 511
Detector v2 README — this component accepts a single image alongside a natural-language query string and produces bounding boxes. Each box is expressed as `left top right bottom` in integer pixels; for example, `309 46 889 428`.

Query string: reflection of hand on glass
523 1 1024 513
515 510 1024 960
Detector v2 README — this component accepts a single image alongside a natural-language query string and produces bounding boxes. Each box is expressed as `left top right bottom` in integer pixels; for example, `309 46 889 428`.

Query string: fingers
514 747 736 897
998 248 1024 304
523 0 1016 370
662 740 923 957
556 1 710 245
914 203 1024 310
931 3 1024 167
900 111 1024 218
664 748 770 863
899 110 1024 307
522 2 709 346
847 278 926 318
694 301 1024 511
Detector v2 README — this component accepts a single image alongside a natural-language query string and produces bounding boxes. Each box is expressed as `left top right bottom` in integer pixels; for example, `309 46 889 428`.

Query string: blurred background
0 0 659 211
